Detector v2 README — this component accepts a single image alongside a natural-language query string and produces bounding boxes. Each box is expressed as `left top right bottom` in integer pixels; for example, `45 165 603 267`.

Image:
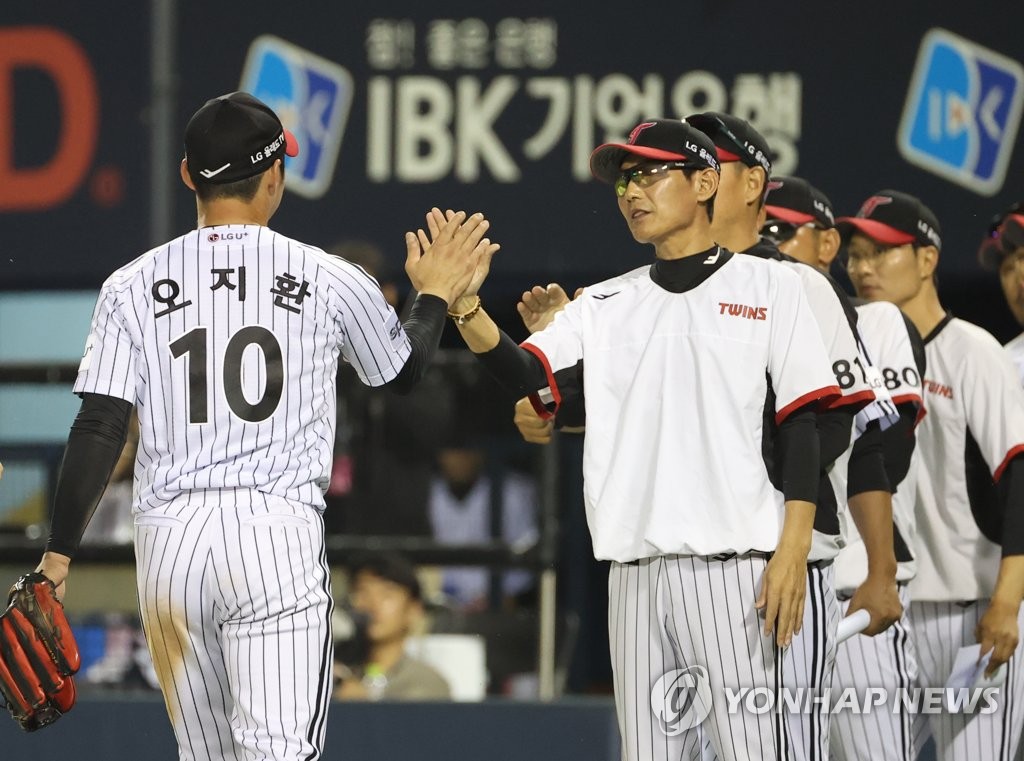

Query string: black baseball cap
687 112 772 177
978 201 1024 271
349 552 422 601
184 91 299 185
589 119 720 184
837 190 942 251
764 176 836 228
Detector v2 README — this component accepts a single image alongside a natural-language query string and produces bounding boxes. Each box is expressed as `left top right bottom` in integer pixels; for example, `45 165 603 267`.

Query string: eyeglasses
838 241 910 271
760 220 822 246
614 162 689 197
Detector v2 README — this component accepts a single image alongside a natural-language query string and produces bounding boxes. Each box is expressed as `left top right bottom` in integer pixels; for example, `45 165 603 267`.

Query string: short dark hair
192 161 283 203
683 167 716 222
194 173 263 203
349 552 422 601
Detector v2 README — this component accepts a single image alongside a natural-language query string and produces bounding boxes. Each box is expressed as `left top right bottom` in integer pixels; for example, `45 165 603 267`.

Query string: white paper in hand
836 609 871 644
944 645 1007 712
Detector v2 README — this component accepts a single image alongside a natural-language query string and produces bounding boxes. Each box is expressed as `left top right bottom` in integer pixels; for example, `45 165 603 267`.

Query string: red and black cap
837 190 942 251
185 91 299 185
765 176 836 228
978 201 1024 271
589 119 720 184
687 111 772 177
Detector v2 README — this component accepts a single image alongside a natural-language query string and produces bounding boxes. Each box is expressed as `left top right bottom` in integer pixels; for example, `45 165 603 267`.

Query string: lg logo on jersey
207 232 250 243
718 302 768 321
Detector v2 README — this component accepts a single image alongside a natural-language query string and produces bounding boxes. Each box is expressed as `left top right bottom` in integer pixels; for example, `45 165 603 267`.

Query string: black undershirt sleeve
475 331 548 400
46 393 133 558
778 406 820 503
816 407 856 470
1000 456 1024 557
879 402 919 490
384 294 448 395
847 420 891 498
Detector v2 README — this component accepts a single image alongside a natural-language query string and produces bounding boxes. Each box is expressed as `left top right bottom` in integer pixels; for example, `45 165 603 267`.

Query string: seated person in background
429 435 539 611
334 552 451 701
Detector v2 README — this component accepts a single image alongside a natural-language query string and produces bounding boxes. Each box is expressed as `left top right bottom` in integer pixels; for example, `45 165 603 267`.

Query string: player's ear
179 159 196 191
916 245 939 279
745 166 767 207
265 159 284 197
818 228 842 269
695 168 718 202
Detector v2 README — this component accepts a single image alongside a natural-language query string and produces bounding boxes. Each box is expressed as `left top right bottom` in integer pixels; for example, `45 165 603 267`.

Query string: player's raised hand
514 397 554 444
405 209 495 304
517 283 570 334
426 208 499 305
976 598 1020 678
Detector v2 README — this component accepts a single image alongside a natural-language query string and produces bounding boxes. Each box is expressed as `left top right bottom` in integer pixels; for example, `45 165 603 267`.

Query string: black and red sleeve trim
776 384 841 425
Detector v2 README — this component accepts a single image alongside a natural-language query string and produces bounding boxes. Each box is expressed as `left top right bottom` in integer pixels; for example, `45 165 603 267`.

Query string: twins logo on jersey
240 35 354 199
898 28 1024 196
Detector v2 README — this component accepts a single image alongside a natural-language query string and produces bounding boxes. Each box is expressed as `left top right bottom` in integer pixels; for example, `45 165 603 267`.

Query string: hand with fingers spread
517 284 571 334
404 208 499 305
416 208 500 312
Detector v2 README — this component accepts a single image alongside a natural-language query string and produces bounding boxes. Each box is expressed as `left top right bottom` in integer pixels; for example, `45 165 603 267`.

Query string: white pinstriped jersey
74 224 410 513
1006 332 1024 385
834 301 925 591
523 251 839 562
912 316 1024 601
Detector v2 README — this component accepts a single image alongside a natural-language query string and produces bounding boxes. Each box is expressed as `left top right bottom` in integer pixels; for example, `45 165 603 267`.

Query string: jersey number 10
169 326 284 424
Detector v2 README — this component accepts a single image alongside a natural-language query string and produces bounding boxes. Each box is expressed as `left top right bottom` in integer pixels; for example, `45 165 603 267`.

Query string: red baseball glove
0 572 81 731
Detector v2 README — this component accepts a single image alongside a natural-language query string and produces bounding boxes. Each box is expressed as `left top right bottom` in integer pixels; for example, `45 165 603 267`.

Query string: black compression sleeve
385 294 448 395
880 402 918 490
847 420 891 497
1000 456 1024 556
475 331 548 400
778 406 819 503
817 407 855 470
46 393 133 558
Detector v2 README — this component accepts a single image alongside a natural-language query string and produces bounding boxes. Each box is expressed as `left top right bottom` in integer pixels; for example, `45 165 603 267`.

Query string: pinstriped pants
609 554 790 761
912 599 1024 761
830 584 917 761
782 563 840 761
135 500 334 761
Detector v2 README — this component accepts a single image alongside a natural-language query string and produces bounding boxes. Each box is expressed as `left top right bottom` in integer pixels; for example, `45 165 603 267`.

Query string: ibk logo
0 27 100 211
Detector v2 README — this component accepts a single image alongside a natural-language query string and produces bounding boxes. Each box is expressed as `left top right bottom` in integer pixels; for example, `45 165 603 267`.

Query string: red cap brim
836 217 915 245
716 146 742 162
765 205 815 225
284 129 299 157
589 143 688 183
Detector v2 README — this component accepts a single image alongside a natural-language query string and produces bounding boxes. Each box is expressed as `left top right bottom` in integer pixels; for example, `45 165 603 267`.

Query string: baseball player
841 190 1024 760
763 177 925 761
686 114 897 761
423 118 840 761
978 202 1024 384
509 118 887 760
26 91 492 760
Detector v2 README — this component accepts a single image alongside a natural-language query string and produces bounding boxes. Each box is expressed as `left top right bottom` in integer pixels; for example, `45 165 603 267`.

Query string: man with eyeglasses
420 118 840 761
978 202 1024 384
764 178 925 761
841 190 1024 760
510 118 891 761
